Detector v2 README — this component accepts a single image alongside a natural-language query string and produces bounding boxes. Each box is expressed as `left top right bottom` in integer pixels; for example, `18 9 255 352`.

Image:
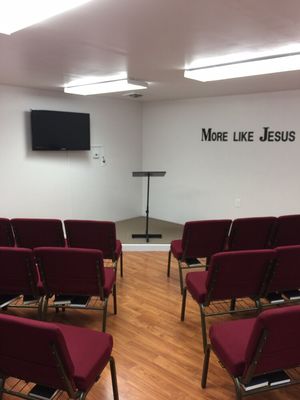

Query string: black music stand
132 171 166 243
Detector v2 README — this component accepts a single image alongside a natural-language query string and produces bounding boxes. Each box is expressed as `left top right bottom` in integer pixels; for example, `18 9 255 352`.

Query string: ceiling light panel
184 53 300 82
64 78 148 95
0 0 92 35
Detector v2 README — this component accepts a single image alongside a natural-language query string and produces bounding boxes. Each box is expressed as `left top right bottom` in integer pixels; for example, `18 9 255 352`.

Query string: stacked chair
0 218 120 399
263 245 300 306
35 247 117 332
0 218 120 331
0 313 119 400
202 305 300 399
0 247 42 315
181 249 275 351
175 217 300 398
65 220 123 277
227 216 276 250
167 219 232 294
11 218 66 248
169 215 300 293
271 214 300 247
0 218 15 246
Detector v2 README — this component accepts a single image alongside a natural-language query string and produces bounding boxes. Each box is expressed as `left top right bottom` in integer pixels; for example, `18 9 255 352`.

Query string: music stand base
132 233 162 241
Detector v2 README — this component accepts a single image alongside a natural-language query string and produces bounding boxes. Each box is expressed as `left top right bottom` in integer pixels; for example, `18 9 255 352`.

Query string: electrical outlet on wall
100 155 106 166
91 145 106 166
234 198 241 208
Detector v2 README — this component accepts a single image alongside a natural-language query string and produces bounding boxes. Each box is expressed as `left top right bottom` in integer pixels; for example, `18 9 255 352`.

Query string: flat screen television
31 110 90 150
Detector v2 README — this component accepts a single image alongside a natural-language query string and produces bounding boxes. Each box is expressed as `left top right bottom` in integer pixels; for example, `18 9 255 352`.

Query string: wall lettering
201 127 296 143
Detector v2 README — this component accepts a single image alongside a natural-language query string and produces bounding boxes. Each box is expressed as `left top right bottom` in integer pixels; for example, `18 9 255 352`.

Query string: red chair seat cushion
186 271 208 303
58 322 113 392
210 317 256 377
170 240 183 260
103 268 116 297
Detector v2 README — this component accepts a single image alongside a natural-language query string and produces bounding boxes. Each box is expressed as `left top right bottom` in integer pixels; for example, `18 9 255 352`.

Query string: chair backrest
0 247 38 296
11 218 65 249
271 214 300 247
34 247 105 298
244 305 300 377
181 219 232 259
266 245 300 293
64 220 117 259
0 218 15 247
205 249 275 303
227 216 276 251
0 313 75 391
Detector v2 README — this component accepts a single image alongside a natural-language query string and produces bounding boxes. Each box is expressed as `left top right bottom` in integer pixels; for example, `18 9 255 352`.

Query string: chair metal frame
0 342 119 400
202 328 300 399
167 220 231 294
181 251 275 351
11 218 65 249
37 251 117 332
227 216 277 251
65 220 123 277
0 248 43 318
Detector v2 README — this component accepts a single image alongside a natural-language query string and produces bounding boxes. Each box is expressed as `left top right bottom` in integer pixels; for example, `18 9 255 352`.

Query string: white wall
0 85 143 221
142 90 300 224
3 85 300 225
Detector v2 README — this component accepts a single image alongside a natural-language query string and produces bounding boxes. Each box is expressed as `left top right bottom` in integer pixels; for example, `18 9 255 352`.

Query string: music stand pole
132 171 166 243
145 173 150 239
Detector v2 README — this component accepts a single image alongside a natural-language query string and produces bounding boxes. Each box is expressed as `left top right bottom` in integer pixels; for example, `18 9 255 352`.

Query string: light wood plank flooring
4 252 300 400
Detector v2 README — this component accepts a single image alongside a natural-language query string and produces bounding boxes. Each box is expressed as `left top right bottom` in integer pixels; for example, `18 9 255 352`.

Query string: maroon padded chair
0 314 119 400
64 220 123 277
271 214 300 247
181 249 275 351
264 245 300 303
11 218 65 249
227 216 276 250
0 247 42 315
34 247 117 332
202 305 300 399
0 218 15 246
167 219 232 294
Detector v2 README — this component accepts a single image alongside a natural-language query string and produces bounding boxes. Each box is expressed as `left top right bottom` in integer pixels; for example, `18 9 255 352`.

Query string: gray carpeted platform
116 217 183 244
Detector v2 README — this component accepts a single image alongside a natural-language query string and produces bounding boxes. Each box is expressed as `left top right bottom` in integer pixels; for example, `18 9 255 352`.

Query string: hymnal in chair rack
132 171 166 243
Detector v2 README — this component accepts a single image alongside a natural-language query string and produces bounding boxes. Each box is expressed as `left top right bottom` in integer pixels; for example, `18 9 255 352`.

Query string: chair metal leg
0 377 6 400
120 252 123 278
255 298 262 314
200 305 208 352
41 296 49 321
201 345 211 388
102 298 108 332
233 377 243 400
110 356 119 400
230 297 236 311
167 250 171 277
37 296 44 320
78 392 87 400
181 287 187 321
178 260 184 295
113 284 117 315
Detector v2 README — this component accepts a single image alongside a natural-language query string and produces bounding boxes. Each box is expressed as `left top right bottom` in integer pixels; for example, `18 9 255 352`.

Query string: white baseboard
123 243 170 251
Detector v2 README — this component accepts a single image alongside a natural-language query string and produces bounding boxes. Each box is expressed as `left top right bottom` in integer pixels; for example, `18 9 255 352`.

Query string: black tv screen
31 110 90 150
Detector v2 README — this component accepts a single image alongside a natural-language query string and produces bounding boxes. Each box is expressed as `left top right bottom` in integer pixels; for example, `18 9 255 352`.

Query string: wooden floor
5 252 300 400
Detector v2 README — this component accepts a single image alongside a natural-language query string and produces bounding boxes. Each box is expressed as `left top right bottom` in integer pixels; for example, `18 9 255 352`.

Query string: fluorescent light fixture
184 52 300 82
0 0 92 35
64 75 148 95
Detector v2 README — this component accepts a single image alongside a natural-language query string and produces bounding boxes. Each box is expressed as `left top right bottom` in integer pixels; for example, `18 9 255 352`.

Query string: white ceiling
1 0 300 101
